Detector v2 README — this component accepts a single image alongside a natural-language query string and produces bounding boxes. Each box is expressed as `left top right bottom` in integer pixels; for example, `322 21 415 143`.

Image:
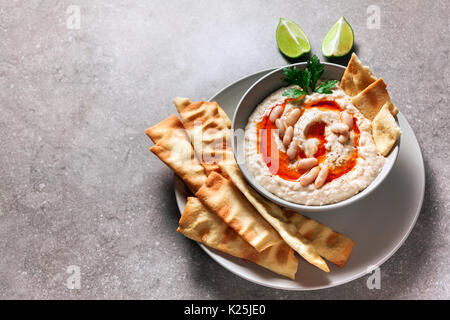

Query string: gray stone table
0 0 448 299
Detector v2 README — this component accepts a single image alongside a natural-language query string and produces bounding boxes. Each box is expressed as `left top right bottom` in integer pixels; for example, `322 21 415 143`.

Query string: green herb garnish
282 55 338 98
315 79 338 94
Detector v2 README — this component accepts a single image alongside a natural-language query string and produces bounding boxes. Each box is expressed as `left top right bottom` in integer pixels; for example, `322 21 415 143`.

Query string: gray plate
174 69 425 290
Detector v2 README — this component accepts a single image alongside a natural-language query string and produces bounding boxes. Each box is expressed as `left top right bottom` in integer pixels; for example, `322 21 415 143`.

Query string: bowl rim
231 61 400 212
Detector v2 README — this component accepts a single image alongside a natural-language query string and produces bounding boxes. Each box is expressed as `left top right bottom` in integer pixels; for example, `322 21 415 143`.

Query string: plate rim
174 67 425 291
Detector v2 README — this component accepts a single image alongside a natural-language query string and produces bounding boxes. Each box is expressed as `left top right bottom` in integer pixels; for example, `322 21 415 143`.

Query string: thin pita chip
178 197 298 279
383 99 399 116
284 210 355 267
147 116 207 193
173 97 231 129
372 103 401 156
145 114 183 144
173 98 235 174
195 171 283 252
218 107 232 129
219 163 330 272
352 78 392 121
340 53 377 97
172 97 192 112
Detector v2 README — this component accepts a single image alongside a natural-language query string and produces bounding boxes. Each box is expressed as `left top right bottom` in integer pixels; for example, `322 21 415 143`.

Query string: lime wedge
276 18 311 58
322 17 354 57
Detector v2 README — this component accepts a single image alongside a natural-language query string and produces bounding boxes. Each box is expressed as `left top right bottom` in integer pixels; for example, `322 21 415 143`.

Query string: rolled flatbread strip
178 197 298 279
173 98 235 174
147 115 207 193
145 114 182 144
219 163 330 272
195 171 283 252
283 210 355 267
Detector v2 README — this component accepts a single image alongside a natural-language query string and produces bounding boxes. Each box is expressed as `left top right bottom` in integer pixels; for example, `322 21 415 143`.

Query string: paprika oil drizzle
257 99 305 181
256 99 361 184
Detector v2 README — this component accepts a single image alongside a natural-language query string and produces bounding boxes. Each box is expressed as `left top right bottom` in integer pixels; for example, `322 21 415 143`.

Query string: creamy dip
244 85 385 205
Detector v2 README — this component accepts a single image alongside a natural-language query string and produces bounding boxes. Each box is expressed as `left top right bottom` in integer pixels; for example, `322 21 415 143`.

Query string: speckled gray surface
0 0 448 299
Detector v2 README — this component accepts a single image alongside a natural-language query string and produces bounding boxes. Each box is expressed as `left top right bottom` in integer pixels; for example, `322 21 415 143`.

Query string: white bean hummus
245 85 385 205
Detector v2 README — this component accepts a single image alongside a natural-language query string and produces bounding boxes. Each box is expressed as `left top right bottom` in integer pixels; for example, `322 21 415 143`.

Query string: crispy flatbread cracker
351 78 389 121
383 99 399 116
340 53 377 97
351 78 399 120
178 197 298 279
147 116 207 193
173 97 231 128
219 163 330 272
372 103 401 156
172 97 192 112
145 114 184 144
173 98 235 174
217 107 232 129
195 171 283 252
342 54 399 118
284 210 355 267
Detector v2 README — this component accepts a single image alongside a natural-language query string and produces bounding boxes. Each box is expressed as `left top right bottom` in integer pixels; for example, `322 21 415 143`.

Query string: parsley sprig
282 55 338 98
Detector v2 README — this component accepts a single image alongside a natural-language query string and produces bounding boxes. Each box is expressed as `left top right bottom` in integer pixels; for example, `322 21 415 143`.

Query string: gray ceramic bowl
231 62 400 212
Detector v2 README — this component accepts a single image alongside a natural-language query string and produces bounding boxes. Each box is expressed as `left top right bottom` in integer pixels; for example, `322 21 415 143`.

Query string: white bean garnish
299 166 320 187
314 166 329 189
286 141 298 160
285 108 301 127
306 140 318 158
330 123 349 134
275 118 285 138
283 126 294 148
296 158 318 171
269 106 283 123
338 133 349 144
341 111 353 130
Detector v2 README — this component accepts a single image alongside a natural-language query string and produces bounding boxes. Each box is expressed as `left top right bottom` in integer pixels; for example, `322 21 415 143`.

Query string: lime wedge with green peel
276 18 311 58
322 17 354 57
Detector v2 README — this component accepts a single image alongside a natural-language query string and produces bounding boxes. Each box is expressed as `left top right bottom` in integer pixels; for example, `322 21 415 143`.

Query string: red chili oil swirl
256 99 360 183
